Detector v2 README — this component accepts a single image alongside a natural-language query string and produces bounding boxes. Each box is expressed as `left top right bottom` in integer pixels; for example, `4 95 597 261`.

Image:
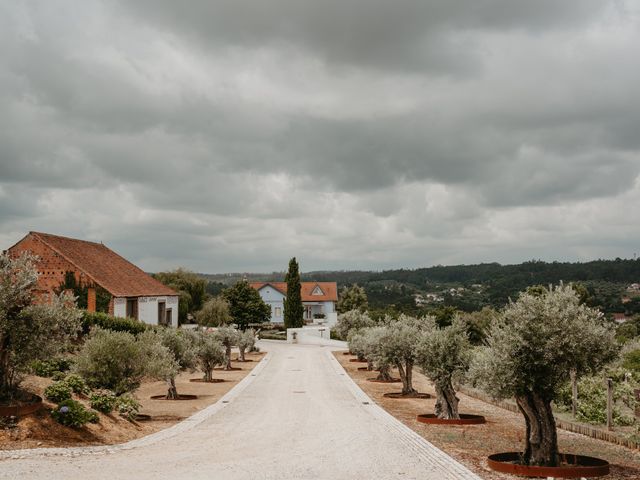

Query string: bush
89 390 117 413
63 374 91 396
31 358 72 378
74 328 169 394
51 371 67 381
51 399 98 427
115 394 140 421
44 382 72 403
82 311 147 335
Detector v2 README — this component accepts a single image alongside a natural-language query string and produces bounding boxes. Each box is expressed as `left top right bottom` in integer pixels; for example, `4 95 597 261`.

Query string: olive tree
470 285 618 467
193 330 225 382
376 315 425 396
140 328 197 399
214 326 241 370
417 317 472 419
362 326 396 381
237 329 256 362
347 329 369 362
0 253 82 400
335 309 375 342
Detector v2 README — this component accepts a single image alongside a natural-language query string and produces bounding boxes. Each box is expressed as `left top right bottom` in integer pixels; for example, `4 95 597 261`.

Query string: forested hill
201 258 640 314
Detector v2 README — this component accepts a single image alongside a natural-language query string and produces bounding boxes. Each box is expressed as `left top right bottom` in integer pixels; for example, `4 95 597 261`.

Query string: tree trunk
515 393 559 466
396 361 417 395
570 368 577 417
166 377 179 399
224 345 233 370
204 369 212 382
376 364 393 381
434 380 460 419
367 359 373 371
239 346 246 362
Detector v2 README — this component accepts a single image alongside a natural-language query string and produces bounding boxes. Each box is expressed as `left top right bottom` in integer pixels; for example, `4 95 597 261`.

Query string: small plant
44 381 72 403
51 399 99 427
51 371 67 381
63 374 91 396
89 390 117 414
30 358 72 378
115 394 141 421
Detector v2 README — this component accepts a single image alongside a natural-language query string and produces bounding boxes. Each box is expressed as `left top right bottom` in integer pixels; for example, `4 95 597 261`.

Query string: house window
274 307 282 317
126 298 138 320
311 285 324 295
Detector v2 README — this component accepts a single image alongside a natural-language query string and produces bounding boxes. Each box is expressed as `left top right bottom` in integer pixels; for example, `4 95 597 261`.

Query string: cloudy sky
1 1 639 273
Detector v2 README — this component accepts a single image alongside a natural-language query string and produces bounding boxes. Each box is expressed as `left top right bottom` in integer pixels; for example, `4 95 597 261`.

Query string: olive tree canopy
0 253 82 400
335 309 375 341
470 285 618 467
416 316 472 419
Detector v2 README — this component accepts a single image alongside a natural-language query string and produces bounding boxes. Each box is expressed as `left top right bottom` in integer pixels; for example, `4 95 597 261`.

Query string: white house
250 282 338 326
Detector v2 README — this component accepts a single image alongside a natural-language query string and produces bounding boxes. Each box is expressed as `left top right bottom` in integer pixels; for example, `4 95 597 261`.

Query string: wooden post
606 377 613 431
570 368 578 418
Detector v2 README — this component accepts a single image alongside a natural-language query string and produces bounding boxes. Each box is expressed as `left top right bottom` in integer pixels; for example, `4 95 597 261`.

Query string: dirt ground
0 351 264 450
335 352 640 480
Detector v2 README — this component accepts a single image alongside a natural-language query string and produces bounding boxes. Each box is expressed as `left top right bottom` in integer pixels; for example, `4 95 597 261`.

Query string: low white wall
287 326 336 344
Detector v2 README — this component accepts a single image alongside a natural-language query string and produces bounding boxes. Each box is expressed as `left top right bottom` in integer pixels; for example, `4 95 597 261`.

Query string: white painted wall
112 295 178 327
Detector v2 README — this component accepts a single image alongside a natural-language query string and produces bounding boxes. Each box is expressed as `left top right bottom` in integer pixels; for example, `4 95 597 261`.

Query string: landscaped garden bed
335 351 640 480
0 351 264 450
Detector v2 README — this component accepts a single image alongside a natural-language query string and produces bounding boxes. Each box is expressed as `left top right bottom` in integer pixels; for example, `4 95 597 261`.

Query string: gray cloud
1 0 639 272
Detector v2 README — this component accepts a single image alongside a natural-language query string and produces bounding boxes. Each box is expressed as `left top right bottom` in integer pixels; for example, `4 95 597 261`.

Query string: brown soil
335 352 640 480
0 351 265 450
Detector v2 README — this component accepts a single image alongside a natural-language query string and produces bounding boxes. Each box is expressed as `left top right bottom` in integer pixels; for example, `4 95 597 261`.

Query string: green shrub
51 399 98 427
63 374 91 396
31 358 72 378
116 394 141 421
44 382 72 403
89 390 117 413
51 371 67 381
82 311 147 335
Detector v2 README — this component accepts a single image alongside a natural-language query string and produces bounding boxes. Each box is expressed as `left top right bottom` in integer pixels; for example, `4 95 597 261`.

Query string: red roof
250 282 338 302
16 232 177 297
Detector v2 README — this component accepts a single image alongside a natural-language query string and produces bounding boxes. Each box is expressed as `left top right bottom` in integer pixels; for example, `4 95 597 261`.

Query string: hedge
81 311 147 335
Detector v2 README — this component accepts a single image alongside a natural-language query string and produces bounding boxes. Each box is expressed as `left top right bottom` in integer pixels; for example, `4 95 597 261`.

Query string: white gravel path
0 341 480 480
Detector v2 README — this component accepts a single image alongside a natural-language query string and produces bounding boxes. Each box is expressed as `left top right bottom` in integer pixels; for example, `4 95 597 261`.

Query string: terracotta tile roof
249 281 338 302
27 232 177 297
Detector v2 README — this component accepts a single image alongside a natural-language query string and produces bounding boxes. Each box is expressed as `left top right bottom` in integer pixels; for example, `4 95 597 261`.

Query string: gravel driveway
0 341 479 479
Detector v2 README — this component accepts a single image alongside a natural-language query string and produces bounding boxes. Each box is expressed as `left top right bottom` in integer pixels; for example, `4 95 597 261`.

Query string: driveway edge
326 350 481 480
0 352 273 460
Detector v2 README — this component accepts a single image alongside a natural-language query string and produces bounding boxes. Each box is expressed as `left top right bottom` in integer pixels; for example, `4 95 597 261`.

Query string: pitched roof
22 232 177 297
249 282 338 302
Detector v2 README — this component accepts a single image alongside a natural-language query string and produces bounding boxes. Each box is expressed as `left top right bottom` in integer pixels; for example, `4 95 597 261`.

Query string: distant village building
612 313 630 324
250 282 338 325
7 232 178 326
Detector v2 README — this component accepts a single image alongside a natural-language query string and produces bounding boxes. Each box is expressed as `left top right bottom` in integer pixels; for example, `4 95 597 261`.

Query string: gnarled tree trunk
238 346 246 362
515 392 559 466
204 368 212 382
224 344 233 370
376 365 394 381
166 377 179 399
396 360 417 395
434 379 460 419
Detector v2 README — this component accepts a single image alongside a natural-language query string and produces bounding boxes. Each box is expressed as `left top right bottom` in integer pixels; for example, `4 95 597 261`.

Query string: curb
326 351 481 480
0 352 272 460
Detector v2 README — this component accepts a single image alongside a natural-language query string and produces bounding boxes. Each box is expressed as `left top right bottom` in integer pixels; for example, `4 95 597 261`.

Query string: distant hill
199 258 640 315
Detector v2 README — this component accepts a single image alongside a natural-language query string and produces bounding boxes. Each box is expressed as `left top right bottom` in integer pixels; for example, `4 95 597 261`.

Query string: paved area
0 341 480 479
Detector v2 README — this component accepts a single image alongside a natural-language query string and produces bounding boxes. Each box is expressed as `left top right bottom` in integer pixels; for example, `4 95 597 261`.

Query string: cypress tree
284 257 304 328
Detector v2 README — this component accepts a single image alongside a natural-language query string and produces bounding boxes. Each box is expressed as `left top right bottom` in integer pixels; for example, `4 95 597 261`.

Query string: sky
1 1 640 274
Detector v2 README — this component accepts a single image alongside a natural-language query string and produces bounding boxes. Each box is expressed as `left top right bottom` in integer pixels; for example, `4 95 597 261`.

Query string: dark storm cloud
1 0 639 271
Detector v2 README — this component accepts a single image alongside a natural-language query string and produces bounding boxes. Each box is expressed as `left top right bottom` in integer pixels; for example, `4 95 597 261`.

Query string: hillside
200 258 640 315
